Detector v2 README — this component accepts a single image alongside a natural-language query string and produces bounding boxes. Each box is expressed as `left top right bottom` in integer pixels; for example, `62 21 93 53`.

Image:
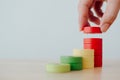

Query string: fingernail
101 23 110 32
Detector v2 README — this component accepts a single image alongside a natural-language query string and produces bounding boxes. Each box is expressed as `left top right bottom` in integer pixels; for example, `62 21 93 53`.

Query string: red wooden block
83 27 102 34
94 56 102 61
84 43 102 56
95 61 102 67
82 49 102 56
94 50 102 56
94 61 102 67
94 56 102 67
84 38 102 44
84 43 102 50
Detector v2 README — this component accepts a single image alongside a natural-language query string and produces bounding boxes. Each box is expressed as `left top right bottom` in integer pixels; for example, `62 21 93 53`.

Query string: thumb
100 0 120 32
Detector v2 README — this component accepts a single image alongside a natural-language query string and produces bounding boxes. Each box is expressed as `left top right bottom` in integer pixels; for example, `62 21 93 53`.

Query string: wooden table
0 59 119 80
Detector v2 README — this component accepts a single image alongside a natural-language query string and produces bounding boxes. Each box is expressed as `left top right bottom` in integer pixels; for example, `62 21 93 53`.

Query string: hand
78 0 120 32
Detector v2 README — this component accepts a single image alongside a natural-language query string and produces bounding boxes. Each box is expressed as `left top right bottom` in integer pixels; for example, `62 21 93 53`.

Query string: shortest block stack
73 49 94 69
60 56 82 70
46 63 70 73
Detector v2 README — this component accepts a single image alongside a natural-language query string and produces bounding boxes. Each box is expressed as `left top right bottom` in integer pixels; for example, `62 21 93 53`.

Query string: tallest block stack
84 38 102 67
83 27 102 67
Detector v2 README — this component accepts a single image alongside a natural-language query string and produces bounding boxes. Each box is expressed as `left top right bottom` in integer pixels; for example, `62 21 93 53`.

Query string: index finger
78 0 93 31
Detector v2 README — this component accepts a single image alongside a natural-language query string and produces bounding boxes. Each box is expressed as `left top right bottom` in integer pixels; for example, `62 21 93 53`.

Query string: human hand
78 0 120 32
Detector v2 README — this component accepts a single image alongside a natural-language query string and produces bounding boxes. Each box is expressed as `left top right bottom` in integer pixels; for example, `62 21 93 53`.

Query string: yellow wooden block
82 57 94 62
81 55 94 58
73 49 94 69
83 61 94 69
80 49 94 56
73 49 82 57
73 49 94 56
82 55 94 69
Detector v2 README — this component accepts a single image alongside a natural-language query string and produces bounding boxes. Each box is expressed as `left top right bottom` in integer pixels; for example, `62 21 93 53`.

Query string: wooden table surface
0 59 119 80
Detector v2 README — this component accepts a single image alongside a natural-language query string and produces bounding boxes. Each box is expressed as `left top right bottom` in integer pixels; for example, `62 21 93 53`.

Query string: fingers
94 1 104 17
100 0 120 32
78 0 93 31
89 10 100 25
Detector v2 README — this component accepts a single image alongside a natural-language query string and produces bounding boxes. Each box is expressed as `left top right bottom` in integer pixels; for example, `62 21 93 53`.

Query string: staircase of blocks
46 27 103 73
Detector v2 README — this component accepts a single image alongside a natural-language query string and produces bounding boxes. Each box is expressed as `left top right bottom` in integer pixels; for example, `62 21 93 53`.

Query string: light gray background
0 0 120 60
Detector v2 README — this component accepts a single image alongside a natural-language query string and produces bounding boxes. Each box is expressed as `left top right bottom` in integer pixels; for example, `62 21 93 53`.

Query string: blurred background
0 0 120 60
